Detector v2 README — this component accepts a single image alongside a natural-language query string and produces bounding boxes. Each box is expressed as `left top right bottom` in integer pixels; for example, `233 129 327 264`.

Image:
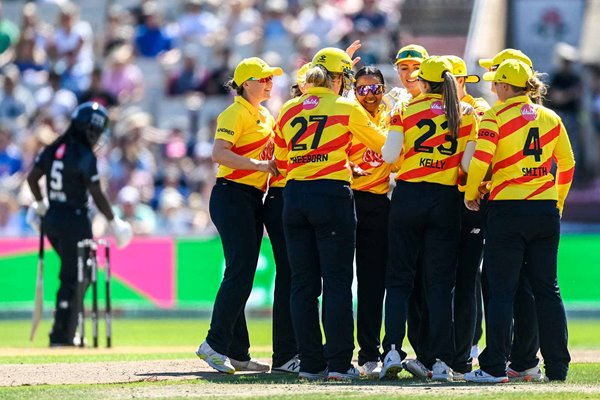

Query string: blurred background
0 0 598 316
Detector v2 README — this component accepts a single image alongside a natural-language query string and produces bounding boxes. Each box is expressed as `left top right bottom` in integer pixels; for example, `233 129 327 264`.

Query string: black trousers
453 196 485 373
44 205 92 344
207 179 264 361
479 200 570 380
263 187 298 366
383 181 460 368
283 179 356 374
354 190 388 365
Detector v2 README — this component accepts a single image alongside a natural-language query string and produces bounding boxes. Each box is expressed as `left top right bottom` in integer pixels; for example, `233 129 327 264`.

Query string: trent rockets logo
303 96 320 110
521 104 537 121
363 149 383 167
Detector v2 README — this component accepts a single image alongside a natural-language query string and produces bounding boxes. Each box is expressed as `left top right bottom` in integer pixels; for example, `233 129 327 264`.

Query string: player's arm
88 181 115 221
382 109 404 163
212 139 277 174
465 112 499 209
27 166 45 203
348 104 387 153
553 121 576 215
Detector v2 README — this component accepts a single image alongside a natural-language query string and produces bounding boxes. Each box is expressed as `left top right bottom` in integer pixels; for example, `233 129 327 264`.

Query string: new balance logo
470 228 481 234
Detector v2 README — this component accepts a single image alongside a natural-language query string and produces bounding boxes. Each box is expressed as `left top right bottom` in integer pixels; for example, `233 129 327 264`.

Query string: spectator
114 185 157 235
0 65 36 129
78 66 118 108
134 1 174 58
177 0 220 45
101 44 144 104
0 123 23 191
0 1 20 67
166 48 202 96
34 68 78 123
46 2 94 75
547 42 584 182
0 191 21 237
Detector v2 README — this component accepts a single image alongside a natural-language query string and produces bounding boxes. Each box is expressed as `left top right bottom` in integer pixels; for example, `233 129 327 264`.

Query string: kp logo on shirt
259 140 274 161
363 148 383 167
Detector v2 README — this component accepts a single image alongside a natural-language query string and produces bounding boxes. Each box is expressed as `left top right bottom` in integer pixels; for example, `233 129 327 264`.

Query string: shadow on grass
134 370 480 387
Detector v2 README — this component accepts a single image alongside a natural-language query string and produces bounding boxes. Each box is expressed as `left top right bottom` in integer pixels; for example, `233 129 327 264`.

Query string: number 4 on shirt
523 127 542 162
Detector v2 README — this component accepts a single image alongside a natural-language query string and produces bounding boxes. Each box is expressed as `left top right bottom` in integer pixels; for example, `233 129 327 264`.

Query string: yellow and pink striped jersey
275 87 386 183
349 104 394 194
391 93 478 186
465 95 575 212
214 96 275 191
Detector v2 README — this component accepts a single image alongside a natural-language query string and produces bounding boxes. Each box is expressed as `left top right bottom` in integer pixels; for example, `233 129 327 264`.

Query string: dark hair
225 78 244 96
426 71 461 139
290 84 303 98
354 66 385 85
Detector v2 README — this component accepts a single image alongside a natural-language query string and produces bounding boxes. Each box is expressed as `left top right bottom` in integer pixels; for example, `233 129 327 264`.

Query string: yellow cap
312 47 353 76
443 55 480 83
233 57 283 86
482 59 533 88
296 62 311 85
410 56 453 83
394 44 428 65
479 48 533 70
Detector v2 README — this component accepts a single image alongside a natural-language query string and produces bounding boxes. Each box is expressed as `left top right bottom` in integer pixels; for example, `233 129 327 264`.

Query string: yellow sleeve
349 104 387 153
215 106 244 144
553 121 576 213
465 110 498 201
274 120 288 180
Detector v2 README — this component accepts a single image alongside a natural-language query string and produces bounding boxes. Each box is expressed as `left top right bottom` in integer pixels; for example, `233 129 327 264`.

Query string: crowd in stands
0 0 598 236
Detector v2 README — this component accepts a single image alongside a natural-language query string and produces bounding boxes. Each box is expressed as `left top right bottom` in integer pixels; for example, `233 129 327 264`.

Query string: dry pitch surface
1 347 600 397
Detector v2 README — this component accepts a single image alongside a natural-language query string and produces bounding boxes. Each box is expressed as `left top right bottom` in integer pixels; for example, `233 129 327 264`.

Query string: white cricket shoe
464 369 509 383
379 344 403 380
507 362 545 382
360 361 382 379
272 355 300 374
402 358 431 380
230 358 270 372
431 359 453 382
328 365 361 381
298 368 328 381
195 340 235 374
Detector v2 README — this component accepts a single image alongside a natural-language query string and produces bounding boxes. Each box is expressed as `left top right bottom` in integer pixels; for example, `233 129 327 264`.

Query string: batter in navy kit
26 102 132 347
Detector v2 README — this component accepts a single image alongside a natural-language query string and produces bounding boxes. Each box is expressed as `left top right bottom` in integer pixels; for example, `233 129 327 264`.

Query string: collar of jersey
306 87 336 95
502 95 531 106
234 95 262 117
372 103 386 121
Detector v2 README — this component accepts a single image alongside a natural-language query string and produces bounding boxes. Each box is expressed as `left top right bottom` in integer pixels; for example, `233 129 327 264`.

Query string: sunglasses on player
248 76 273 83
396 49 425 61
355 84 384 96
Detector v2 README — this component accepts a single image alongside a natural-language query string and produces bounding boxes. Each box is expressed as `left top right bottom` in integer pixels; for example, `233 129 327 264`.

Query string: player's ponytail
441 71 461 139
225 78 244 96
525 72 548 105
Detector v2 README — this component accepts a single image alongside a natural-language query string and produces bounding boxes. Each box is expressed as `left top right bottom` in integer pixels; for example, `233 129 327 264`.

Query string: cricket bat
30 228 44 341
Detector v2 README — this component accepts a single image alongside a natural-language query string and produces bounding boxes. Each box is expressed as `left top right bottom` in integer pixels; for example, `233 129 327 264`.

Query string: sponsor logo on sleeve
217 127 235 136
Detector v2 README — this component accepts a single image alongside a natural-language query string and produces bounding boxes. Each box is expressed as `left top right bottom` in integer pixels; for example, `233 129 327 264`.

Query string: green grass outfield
0 318 599 399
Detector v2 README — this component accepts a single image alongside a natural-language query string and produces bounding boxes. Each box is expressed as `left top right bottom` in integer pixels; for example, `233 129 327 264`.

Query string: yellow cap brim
479 58 493 69
409 69 420 78
465 75 480 83
258 67 283 78
482 71 496 81
395 57 424 65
